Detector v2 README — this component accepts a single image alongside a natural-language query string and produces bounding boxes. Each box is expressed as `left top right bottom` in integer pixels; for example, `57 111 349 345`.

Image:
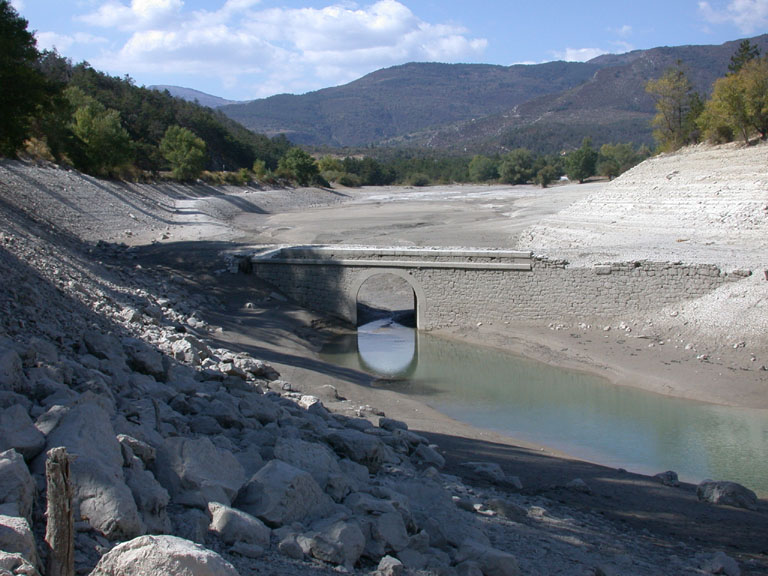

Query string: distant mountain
216 34 768 153
149 85 241 109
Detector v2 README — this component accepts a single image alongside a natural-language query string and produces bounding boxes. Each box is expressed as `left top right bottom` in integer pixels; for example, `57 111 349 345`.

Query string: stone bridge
241 245 744 331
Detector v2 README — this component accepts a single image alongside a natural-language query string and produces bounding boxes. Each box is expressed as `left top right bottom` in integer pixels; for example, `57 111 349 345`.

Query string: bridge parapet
253 245 533 270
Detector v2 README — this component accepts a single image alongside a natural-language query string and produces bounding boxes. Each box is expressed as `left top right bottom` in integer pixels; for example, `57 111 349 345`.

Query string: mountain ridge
163 34 768 153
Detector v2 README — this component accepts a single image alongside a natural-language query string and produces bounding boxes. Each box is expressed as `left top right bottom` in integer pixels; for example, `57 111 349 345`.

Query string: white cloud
79 0 184 31
699 0 768 33
81 0 487 98
36 31 108 52
554 47 608 62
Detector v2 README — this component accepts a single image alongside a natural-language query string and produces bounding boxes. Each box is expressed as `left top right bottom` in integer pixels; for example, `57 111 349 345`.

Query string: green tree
278 147 320 186
566 138 598 183
160 125 207 180
0 0 50 156
646 62 701 151
67 87 133 175
468 155 498 182
597 143 648 179
498 148 534 184
729 39 760 75
535 165 559 188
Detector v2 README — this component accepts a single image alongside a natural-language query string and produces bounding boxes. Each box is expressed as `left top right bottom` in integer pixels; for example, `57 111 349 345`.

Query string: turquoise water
321 320 768 495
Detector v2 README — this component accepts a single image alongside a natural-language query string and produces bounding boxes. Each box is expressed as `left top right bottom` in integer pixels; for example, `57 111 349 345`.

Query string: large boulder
0 450 35 521
155 437 246 507
306 519 365 569
34 401 143 539
323 429 398 472
89 535 240 576
124 464 171 534
0 405 45 461
0 515 39 570
235 460 334 527
697 480 758 510
207 502 270 548
273 437 348 496
0 343 25 394
456 539 520 576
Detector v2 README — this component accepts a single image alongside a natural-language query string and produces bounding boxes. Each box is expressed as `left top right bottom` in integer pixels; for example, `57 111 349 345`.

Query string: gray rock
156 436 246 507
697 480 758 510
89 535 240 576
0 450 35 521
273 437 344 492
122 338 166 380
116 434 156 468
0 406 45 461
170 335 211 366
0 346 26 394
171 508 209 544
323 428 398 472
124 463 171 534
0 550 41 576
35 401 143 539
235 460 334 527
238 394 283 425
230 541 264 558
565 478 591 494
0 515 39 570
83 331 125 361
413 444 445 469
376 555 405 576
700 550 741 576
278 534 305 559
456 539 520 576
207 502 270 547
379 417 408 432
308 519 365 569
654 470 680 487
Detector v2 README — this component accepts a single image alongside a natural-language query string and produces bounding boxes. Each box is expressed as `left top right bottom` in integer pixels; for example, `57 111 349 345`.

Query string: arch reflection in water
356 319 418 379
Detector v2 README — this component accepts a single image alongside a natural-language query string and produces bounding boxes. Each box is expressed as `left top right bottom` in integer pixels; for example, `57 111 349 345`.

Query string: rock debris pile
0 157 763 575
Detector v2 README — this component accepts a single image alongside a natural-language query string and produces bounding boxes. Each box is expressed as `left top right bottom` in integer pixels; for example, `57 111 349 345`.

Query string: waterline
321 320 768 496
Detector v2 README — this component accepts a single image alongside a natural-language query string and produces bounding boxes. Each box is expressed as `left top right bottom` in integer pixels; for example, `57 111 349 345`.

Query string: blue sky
10 0 768 101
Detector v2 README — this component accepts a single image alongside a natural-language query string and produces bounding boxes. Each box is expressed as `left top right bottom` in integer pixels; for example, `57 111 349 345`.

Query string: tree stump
45 446 74 576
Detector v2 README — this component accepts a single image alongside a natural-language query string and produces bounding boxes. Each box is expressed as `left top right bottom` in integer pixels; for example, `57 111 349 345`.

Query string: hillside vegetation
221 35 768 153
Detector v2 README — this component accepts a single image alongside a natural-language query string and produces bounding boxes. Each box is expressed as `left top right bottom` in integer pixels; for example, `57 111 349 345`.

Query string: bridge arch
349 268 427 329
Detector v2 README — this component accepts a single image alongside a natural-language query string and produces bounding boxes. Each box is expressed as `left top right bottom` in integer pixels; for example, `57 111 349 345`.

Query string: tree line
646 39 768 151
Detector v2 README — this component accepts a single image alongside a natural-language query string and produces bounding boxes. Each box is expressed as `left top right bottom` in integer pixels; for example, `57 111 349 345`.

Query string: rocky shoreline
1 155 767 575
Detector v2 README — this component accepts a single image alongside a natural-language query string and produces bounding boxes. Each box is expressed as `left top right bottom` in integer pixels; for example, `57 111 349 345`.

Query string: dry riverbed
1 145 767 575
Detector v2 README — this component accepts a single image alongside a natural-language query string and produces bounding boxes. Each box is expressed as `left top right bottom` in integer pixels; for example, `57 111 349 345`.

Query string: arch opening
356 272 417 327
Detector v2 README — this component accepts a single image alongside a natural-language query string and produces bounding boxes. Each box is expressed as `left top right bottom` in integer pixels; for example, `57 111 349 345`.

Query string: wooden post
45 447 75 576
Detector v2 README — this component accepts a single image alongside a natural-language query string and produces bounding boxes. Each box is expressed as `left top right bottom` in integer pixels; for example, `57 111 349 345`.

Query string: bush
408 173 430 187
160 125 206 181
337 172 362 187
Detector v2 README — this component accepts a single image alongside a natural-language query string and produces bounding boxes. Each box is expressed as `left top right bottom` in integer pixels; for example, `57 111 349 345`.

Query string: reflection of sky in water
320 324 768 496
357 319 416 377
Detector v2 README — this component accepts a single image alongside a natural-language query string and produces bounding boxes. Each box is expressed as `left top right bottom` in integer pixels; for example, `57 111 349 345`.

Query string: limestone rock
413 444 445 469
235 460 334 527
207 502 270 548
0 405 45 461
697 480 758 510
700 550 741 576
273 436 343 491
0 515 39 570
323 428 398 472
308 520 365 569
0 344 25 393
124 464 171 534
36 401 143 539
0 550 41 576
156 436 246 507
89 535 240 576
170 336 211 366
122 338 166 380
654 470 680 487
0 450 35 521
456 539 520 576
376 555 405 576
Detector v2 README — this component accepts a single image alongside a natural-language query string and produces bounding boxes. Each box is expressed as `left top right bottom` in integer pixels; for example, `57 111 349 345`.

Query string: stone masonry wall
253 256 748 330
